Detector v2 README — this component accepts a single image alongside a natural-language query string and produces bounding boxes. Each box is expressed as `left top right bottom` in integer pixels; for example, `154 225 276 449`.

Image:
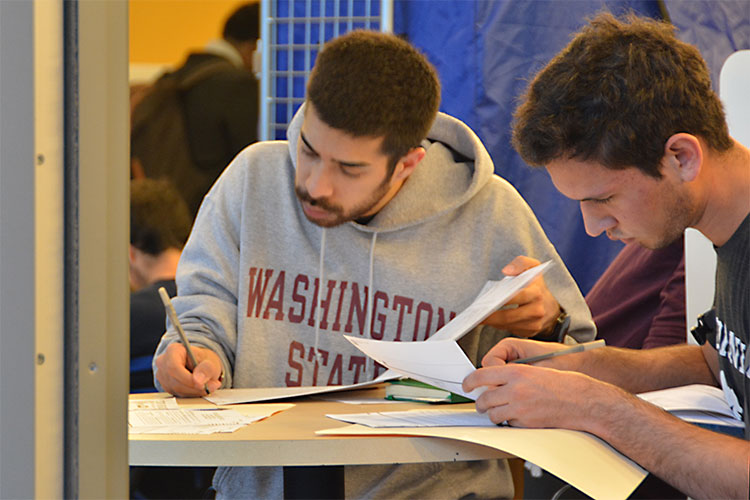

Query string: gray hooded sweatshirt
155 105 595 499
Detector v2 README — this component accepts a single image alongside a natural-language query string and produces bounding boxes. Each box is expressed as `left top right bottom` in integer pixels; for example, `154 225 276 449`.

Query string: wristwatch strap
534 308 570 343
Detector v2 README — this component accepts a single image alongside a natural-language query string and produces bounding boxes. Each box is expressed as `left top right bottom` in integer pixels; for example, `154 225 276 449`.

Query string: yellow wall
129 0 250 67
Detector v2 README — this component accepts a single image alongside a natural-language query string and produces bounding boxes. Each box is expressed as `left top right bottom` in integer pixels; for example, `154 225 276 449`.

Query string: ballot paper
206 262 552 405
327 408 496 427
129 397 180 411
128 402 293 434
129 408 259 434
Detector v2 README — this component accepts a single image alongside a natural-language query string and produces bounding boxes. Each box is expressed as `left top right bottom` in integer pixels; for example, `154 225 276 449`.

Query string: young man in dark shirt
465 13 749 499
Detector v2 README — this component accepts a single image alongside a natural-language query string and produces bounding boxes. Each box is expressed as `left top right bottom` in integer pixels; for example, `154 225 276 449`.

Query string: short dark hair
306 30 440 170
512 12 732 178
130 178 192 256
223 2 260 43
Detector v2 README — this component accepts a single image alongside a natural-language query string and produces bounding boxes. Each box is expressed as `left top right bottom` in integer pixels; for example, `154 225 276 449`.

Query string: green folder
385 378 472 403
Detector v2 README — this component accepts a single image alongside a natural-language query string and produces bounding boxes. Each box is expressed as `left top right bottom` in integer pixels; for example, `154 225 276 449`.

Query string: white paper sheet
344 337 482 399
327 408 496 427
637 384 744 428
669 410 745 428
427 261 551 342
129 397 180 411
317 424 646 500
312 387 405 404
638 384 735 416
205 373 396 405
128 403 293 434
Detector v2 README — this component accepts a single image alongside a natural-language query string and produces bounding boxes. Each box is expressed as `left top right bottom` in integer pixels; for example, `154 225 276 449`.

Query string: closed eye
301 146 318 159
339 164 365 178
582 195 613 205
592 196 613 204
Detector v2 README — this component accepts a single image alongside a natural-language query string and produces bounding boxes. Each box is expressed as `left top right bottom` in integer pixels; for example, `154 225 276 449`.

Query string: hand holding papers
207 262 555 405
427 261 552 342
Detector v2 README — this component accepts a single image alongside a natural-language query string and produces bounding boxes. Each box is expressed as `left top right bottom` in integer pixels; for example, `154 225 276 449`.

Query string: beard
294 174 393 228
642 189 701 249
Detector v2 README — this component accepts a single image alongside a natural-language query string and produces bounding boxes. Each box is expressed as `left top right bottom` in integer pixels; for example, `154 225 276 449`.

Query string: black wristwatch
535 309 570 343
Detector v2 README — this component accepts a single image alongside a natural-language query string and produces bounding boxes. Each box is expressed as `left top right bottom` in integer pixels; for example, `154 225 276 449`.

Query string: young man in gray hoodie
154 30 595 499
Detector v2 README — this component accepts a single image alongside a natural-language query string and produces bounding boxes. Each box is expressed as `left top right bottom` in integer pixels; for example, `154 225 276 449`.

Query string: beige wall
34 1 65 496
129 0 250 82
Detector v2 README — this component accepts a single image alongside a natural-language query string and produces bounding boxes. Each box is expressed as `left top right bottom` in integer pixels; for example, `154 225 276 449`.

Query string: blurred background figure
129 178 215 499
131 2 260 217
586 238 686 349
129 178 192 393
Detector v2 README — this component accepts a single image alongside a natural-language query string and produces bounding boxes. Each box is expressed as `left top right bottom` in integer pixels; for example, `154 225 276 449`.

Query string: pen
510 339 606 364
158 287 210 395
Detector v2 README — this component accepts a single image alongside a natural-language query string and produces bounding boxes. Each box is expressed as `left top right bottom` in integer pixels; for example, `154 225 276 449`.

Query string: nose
305 163 334 199
579 201 616 237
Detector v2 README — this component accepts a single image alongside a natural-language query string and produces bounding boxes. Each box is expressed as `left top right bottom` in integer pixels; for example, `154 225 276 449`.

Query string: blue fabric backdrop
393 0 749 294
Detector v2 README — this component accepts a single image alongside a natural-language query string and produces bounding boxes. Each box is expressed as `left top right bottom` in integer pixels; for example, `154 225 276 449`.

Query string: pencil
158 287 210 394
510 339 606 364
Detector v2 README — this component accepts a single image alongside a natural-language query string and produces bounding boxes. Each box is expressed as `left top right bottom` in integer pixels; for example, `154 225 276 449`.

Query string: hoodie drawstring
313 229 327 362
312 230 378 382
364 232 378 340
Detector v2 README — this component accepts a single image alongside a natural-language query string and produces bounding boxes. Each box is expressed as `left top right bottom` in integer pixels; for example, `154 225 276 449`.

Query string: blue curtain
394 0 749 294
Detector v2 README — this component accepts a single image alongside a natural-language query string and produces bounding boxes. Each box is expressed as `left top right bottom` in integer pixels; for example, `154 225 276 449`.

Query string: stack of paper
128 397 293 434
385 379 472 403
327 408 495 427
637 384 744 429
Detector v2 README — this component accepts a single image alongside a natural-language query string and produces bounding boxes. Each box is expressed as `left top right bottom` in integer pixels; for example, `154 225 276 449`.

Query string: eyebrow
299 131 370 168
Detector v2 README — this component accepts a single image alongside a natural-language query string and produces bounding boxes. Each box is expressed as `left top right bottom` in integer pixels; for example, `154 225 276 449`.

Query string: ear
392 147 426 182
128 244 138 264
663 133 703 182
237 40 258 72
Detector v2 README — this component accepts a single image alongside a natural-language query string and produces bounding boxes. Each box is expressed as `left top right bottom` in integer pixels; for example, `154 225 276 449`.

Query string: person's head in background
512 12 736 250
222 1 260 73
130 178 192 291
295 30 440 227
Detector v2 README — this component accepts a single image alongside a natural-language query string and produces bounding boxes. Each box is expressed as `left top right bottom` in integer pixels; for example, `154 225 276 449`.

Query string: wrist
533 308 570 343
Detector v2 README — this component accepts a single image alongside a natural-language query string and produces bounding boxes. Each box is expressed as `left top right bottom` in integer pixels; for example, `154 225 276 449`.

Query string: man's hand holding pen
155 343 224 397
462 338 610 429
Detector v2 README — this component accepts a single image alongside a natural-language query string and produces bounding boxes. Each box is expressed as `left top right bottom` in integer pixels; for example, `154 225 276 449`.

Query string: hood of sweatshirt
286 103 495 234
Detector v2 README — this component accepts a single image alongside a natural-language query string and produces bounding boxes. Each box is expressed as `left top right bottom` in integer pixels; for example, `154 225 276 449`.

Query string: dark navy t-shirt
712 214 750 438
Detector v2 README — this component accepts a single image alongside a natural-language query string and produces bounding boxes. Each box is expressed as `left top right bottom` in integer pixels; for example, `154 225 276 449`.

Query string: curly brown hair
131 178 192 255
307 30 440 170
512 12 732 178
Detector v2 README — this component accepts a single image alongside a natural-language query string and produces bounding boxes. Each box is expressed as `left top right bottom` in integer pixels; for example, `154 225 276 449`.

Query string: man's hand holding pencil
154 342 224 397
462 338 611 429
154 287 225 397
